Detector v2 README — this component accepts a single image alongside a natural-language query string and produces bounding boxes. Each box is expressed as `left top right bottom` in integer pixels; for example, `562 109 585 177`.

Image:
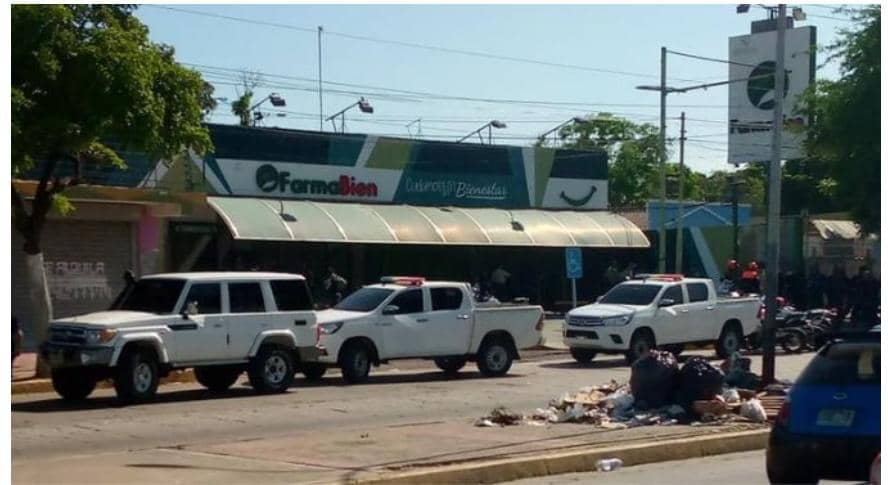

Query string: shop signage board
565 247 583 308
191 124 609 210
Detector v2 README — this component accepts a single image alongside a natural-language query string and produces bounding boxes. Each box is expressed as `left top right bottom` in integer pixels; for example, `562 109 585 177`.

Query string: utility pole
762 3 787 385
731 170 741 263
318 26 324 131
658 46 668 273
675 111 686 273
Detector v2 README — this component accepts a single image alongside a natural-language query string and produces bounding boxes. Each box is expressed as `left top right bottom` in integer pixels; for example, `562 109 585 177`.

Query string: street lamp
457 120 507 144
537 117 588 147
326 97 374 133
248 93 287 127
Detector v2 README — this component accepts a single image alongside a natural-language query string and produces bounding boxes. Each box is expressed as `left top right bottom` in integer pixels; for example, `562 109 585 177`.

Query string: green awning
207 197 649 248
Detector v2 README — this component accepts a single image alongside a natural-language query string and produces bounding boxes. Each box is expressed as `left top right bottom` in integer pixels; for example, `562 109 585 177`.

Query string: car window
389 289 423 314
335 288 394 312
228 282 266 313
184 283 222 314
599 284 661 305
797 341 880 385
687 283 709 303
115 278 185 314
661 285 684 304
431 287 463 311
270 280 313 311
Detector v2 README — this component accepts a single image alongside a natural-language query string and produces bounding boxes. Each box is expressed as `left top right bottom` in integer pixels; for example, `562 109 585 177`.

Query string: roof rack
380 276 426 286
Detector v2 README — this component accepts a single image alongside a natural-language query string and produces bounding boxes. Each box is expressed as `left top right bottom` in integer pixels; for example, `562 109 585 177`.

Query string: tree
12 5 213 374
800 6 880 232
553 113 668 208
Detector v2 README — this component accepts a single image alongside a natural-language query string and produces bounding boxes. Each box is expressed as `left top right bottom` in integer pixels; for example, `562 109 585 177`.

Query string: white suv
40 272 318 403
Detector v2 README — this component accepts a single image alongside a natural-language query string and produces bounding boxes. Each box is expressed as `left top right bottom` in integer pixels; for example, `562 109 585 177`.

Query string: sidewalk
13 416 768 484
12 352 37 382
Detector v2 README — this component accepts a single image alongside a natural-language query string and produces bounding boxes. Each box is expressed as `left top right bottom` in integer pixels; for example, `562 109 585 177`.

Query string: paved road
504 450 860 485
13 350 813 483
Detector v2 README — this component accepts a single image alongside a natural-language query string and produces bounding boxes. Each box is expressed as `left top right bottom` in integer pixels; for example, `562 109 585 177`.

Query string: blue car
767 326 880 483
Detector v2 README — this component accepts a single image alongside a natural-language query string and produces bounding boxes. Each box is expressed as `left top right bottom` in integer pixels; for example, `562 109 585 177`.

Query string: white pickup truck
308 277 545 383
564 275 759 364
40 272 319 403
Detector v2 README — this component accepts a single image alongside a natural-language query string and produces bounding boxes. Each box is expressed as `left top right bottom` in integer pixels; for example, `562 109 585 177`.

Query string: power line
144 5 708 83
667 49 761 69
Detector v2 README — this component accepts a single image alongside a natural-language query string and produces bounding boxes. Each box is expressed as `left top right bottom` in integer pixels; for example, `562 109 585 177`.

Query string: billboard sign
728 26 816 163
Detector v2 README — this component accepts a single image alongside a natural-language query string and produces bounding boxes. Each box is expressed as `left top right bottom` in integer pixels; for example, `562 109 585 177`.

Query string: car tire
114 349 159 403
661 344 684 357
716 324 744 359
779 330 806 354
194 366 241 393
434 357 467 375
340 342 372 384
569 348 597 364
301 363 327 382
248 346 294 394
476 339 513 377
625 330 655 365
766 459 819 484
51 368 97 401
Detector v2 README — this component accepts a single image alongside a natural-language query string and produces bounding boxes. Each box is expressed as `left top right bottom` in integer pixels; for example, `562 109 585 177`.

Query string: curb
350 429 770 484
11 369 196 395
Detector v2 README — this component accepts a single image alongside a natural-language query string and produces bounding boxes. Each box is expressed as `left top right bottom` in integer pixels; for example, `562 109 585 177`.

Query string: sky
134 3 859 174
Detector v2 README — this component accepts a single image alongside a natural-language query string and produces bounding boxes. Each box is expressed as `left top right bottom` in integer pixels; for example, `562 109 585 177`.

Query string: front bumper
562 325 632 352
40 342 114 368
767 424 879 481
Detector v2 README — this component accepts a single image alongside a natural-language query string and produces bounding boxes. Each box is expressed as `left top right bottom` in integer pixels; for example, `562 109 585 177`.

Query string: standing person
323 266 348 305
604 260 621 289
806 265 826 309
849 266 879 326
490 264 512 301
825 265 849 319
739 261 761 295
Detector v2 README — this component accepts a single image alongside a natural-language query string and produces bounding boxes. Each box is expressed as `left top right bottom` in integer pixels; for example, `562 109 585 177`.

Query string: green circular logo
256 164 279 192
747 61 790 111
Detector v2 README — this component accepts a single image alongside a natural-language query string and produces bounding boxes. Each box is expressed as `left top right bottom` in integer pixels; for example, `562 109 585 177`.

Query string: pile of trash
476 350 788 429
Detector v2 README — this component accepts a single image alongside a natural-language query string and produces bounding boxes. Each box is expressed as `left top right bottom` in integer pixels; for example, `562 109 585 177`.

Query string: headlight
318 322 344 335
602 314 633 326
85 328 117 344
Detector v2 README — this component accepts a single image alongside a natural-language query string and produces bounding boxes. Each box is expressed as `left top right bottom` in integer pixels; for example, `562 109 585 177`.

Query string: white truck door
425 286 473 355
381 288 428 358
224 281 272 359
171 282 228 362
656 284 689 345
685 281 716 341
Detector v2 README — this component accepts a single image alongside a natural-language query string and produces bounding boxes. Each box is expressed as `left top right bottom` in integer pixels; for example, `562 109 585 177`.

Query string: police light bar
633 273 684 282
380 276 426 286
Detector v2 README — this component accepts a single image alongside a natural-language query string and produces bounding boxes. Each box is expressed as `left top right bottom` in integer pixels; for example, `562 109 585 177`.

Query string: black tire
194 366 241 393
340 342 372 384
301 363 327 382
114 349 159 403
248 346 295 394
51 368 96 401
569 348 597 364
779 330 806 354
661 344 684 357
434 357 467 375
766 457 819 484
476 339 513 377
716 324 744 358
625 330 655 364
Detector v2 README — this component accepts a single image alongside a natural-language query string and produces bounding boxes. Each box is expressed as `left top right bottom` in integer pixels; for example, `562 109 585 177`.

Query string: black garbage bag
630 350 679 410
676 356 725 411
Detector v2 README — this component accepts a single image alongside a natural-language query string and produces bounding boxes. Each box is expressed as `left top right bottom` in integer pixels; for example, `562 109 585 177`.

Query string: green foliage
231 90 254 127
799 6 880 232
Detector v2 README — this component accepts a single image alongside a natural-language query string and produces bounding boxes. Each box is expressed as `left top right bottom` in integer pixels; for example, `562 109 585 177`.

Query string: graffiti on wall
43 261 114 301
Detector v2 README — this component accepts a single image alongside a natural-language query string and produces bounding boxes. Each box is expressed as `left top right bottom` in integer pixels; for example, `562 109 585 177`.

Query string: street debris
476 351 789 429
595 458 624 472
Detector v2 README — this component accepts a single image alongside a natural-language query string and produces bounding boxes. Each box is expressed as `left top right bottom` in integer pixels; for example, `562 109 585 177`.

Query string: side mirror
382 304 400 315
180 311 190 320
658 298 676 308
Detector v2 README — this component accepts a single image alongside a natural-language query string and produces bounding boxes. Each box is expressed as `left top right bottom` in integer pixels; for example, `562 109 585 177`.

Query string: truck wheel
114 349 159 403
569 348 597 364
661 344 684 357
477 339 513 377
340 342 372 384
780 330 806 354
248 346 294 394
194 366 241 393
301 363 327 382
434 357 467 375
716 324 744 359
51 368 97 401
625 330 654 365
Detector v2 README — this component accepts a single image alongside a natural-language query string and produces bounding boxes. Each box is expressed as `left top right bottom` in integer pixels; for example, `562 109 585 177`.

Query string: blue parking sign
565 247 583 279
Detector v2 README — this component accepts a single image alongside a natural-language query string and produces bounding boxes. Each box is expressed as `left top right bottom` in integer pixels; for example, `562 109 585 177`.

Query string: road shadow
126 463 296 474
539 359 628 370
290 369 523 388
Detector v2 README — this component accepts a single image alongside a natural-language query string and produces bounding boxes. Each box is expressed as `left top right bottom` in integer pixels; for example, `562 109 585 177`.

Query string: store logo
747 61 790 111
255 164 378 197
559 185 597 207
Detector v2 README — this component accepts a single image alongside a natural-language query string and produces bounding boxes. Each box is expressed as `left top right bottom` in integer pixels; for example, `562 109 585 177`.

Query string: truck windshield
334 288 395 312
599 284 661 305
113 279 186 314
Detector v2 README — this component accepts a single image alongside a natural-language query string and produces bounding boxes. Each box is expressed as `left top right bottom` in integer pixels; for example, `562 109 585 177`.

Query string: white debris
739 398 768 423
